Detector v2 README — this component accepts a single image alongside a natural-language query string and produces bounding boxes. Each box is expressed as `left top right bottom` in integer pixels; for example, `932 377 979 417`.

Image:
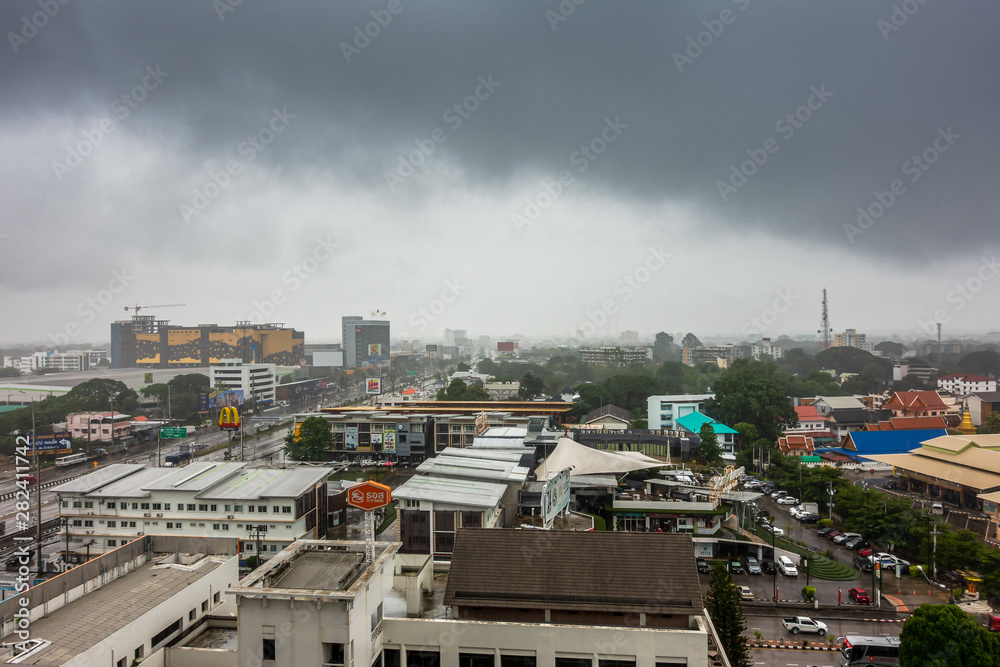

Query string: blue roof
675 411 738 435
845 429 947 456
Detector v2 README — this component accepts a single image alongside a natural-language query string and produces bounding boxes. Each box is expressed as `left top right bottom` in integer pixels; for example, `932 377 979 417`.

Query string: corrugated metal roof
79 466 175 498
197 466 333 500
416 455 526 483
393 475 505 508
51 463 146 495
270 550 364 591
143 462 246 492
440 447 527 462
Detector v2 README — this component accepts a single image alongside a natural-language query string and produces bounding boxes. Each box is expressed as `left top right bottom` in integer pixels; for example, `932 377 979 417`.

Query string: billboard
345 426 358 451
366 378 382 395
205 389 244 409
371 433 383 447
383 428 396 453
313 350 344 368
368 343 382 357
144 372 154 384
542 468 572 523
28 432 72 454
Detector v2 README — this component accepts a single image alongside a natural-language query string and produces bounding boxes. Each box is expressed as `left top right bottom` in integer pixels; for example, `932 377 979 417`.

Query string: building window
248 506 255 513
273 506 280 513
128 521 136 528
270 544 277 551
167 523 174 529
165 503 171 510
324 643 346 667
189 608 196 620
84 520 93 527
384 649 400 667
211 504 217 512
258 505 267 513
187 504 196 511
135 645 144 661
84 501 93 508
118 658 127 667
225 505 232 512
500 657 535 667
460 654 495 667
262 638 276 661
202 600 208 612
72 501 82 508
282 506 291 514
655 662 687 667
599 661 635 667
234 505 244 512
199 504 208 512
407 650 440 667
152 503 161 510
107 539 117 547
214 591 221 605
141 503 150 510
213 524 220 530
107 521 116 528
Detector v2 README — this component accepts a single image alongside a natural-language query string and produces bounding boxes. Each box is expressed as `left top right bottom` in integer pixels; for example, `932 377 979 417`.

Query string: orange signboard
346 480 392 511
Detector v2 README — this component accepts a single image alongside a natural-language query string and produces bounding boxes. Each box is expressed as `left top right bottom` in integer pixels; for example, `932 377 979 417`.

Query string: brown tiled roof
444 529 704 615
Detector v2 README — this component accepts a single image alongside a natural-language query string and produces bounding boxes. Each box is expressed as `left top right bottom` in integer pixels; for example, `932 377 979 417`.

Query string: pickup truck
781 616 828 635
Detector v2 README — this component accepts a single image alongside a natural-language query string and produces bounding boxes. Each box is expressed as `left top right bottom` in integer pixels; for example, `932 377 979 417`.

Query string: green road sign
160 427 188 439
406 370 418 376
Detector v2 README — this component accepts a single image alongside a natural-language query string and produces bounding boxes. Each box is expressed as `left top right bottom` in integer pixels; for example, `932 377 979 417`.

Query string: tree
899 603 1000 667
706 562 753 667
456 361 470 372
518 372 545 400
652 332 681 363
696 423 723 466
284 416 333 461
705 359 797 443
0 367 21 378
681 332 703 348
980 412 1000 435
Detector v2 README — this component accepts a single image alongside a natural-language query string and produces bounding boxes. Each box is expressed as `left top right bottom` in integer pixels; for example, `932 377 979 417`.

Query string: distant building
6 350 94 372
579 346 651 367
937 373 997 395
647 394 714 430
111 318 303 369
893 362 938 384
497 340 519 355
580 404 632 430
342 316 390 369
777 434 816 457
917 340 964 356
967 392 1000 427
882 390 950 418
675 411 737 461
833 328 874 353
618 329 639 344
210 359 277 408
683 344 737 366
484 381 520 400
66 411 132 443
750 337 783 360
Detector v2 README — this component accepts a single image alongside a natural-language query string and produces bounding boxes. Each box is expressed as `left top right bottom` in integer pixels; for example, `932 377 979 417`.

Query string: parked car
817 527 838 537
696 559 711 574
858 547 874 557
777 496 798 505
761 560 776 574
800 513 821 523
853 555 874 573
879 554 910 570
730 560 744 575
767 526 785 537
826 529 843 540
737 585 754 601
931 502 944 516
849 587 871 604
834 532 861 545
845 537 869 551
771 490 788 500
746 556 762 575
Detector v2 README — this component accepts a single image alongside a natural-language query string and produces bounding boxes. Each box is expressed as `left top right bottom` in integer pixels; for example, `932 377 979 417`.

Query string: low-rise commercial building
579 346 651 367
54 462 332 562
210 359 277 408
66 411 133 443
646 394 714 431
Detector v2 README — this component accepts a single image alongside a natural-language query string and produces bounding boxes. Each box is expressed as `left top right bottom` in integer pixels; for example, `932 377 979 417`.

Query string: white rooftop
392 475 506 508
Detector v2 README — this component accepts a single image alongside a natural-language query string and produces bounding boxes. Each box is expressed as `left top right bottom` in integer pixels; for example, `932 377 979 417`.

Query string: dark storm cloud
2 0 998 285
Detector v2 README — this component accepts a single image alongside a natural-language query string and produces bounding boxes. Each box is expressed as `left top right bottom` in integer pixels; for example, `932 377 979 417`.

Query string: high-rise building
111 318 303 369
342 316 390 368
833 328 873 353
210 359 278 408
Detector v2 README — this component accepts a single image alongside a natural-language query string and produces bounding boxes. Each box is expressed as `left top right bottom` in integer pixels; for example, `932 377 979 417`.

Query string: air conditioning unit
85 530 93 535
143 513 151 517
156 514 163 518
227 515 234 519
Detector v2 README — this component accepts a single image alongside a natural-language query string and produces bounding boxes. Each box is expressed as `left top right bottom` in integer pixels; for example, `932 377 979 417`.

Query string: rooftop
392 475 507 508
444 529 703 615
0 555 227 665
415 454 528 484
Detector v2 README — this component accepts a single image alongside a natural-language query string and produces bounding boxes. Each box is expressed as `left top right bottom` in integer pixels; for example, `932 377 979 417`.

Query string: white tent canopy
535 437 664 481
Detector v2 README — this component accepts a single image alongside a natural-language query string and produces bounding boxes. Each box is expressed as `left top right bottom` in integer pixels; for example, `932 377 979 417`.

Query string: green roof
675 411 738 435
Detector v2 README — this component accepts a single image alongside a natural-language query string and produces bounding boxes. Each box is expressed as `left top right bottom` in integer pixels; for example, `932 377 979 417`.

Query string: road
748 648 841 667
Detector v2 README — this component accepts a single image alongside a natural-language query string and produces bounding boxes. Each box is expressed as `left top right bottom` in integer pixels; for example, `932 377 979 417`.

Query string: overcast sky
2 1 998 348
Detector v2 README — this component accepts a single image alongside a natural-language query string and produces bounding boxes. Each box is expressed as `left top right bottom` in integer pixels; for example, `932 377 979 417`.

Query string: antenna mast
818 289 832 350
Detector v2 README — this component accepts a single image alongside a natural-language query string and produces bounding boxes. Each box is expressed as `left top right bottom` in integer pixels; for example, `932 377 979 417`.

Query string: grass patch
580 513 606 530
807 555 859 581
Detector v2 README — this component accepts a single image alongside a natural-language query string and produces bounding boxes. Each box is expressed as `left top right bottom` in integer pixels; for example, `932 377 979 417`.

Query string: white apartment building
5 350 94 372
210 358 277 408
937 373 997 395
750 337 782 360
54 461 332 562
646 394 714 430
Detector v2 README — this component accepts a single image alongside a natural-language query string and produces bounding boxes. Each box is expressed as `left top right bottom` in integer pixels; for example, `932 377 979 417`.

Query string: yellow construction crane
123 303 186 316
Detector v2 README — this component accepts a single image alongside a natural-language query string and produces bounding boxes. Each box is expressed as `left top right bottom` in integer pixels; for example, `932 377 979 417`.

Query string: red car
858 547 874 557
849 587 871 604
826 529 842 540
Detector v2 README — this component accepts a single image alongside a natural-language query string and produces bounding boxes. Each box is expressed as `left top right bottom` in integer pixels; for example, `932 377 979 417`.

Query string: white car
771 490 788 500
767 526 785 537
777 496 798 505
